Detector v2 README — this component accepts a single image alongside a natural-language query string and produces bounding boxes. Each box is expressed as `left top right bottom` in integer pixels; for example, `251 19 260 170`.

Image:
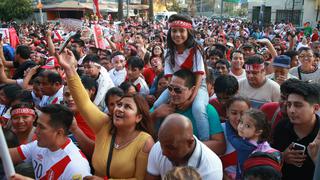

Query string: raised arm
56 50 109 133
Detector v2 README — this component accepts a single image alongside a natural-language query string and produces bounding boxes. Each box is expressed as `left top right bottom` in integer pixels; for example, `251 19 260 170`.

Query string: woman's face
227 101 250 130
153 46 163 56
63 86 77 112
12 114 35 133
171 27 188 47
299 50 314 68
113 97 142 129
157 77 169 92
107 95 122 116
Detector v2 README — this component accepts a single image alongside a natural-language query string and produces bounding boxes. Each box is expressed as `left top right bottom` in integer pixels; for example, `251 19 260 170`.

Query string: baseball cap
272 55 291 68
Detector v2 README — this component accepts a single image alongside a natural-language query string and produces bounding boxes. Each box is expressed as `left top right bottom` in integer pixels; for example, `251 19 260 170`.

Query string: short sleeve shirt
147 137 223 180
17 139 91 180
164 48 205 77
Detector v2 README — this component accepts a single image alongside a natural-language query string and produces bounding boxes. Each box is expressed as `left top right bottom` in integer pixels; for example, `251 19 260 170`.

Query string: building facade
248 0 319 27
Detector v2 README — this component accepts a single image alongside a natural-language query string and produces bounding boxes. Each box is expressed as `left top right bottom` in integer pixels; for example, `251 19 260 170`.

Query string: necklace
113 132 139 150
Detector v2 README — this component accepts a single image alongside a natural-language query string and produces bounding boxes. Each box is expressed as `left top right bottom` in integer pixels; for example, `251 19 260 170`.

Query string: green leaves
0 0 33 21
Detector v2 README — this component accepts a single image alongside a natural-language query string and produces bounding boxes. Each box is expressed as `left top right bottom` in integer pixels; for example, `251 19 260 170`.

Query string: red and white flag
93 0 102 18
93 24 107 49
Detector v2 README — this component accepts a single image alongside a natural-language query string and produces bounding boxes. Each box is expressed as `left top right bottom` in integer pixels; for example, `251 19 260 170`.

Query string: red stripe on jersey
194 71 205 75
61 139 71 149
17 146 26 160
79 150 87 159
40 155 71 180
180 48 195 70
136 83 141 92
51 97 58 104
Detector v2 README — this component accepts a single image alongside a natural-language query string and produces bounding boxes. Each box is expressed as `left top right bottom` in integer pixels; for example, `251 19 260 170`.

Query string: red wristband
104 176 108 180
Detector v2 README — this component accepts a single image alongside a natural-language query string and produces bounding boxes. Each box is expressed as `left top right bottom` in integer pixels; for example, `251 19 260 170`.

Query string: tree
148 0 154 21
118 0 124 20
0 0 33 21
167 0 182 12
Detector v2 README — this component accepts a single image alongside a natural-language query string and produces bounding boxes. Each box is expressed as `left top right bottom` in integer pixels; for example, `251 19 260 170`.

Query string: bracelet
104 176 108 180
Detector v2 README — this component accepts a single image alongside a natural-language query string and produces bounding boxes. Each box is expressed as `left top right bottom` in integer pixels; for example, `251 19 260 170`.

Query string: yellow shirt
67 74 151 180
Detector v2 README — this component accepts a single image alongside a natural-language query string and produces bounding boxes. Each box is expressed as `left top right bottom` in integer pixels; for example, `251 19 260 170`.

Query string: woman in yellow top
57 50 154 180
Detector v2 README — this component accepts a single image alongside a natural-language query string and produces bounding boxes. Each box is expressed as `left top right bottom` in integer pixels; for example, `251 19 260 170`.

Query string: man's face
243 48 255 58
39 76 58 96
71 43 83 55
246 68 266 88
208 55 220 68
150 57 163 72
208 38 215 46
159 135 193 164
134 34 144 46
100 59 113 71
231 52 244 69
215 63 229 75
83 62 100 78
127 66 141 81
195 33 201 39
113 59 125 71
35 113 58 149
273 66 289 78
168 76 194 106
287 94 318 125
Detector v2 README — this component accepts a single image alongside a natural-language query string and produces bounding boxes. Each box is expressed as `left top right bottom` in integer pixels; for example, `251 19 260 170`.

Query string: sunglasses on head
167 85 186 94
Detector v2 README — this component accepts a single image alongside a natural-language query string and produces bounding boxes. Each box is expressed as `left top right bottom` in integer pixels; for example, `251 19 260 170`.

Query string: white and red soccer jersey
17 139 91 180
133 76 150 96
164 48 205 77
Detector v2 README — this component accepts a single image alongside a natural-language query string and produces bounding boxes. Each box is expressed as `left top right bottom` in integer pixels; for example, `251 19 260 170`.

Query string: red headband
169 20 193 29
243 157 282 172
245 63 264 71
11 108 36 118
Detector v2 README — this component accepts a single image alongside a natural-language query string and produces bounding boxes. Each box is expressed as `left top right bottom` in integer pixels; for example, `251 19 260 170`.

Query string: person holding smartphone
272 81 320 180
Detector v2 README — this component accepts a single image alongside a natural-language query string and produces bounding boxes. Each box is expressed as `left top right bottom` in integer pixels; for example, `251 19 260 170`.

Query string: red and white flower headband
169 20 193 30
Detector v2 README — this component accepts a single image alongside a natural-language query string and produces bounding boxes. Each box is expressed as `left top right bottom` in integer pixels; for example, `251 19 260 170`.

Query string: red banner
93 0 102 18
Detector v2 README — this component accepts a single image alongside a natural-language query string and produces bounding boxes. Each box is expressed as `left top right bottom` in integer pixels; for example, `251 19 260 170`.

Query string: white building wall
303 0 318 27
248 0 317 27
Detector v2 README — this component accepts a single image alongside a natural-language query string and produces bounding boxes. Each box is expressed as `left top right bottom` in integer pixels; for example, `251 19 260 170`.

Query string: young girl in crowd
153 14 210 141
226 108 281 179
221 96 251 180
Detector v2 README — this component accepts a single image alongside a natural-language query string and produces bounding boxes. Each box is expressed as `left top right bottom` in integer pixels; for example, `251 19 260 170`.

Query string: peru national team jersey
164 48 205 77
17 139 91 180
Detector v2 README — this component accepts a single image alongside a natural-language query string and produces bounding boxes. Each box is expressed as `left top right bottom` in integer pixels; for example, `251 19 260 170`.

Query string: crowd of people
0 13 320 180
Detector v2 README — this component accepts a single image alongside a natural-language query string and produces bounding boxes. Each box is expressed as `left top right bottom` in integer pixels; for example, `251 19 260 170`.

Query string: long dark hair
166 14 206 73
110 94 154 138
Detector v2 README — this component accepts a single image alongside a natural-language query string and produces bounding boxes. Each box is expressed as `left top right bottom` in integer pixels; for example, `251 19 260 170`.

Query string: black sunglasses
167 85 186 94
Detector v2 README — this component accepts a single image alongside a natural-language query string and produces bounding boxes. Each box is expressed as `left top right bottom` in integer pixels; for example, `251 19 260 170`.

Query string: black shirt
272 115 320 180
12 60 36 79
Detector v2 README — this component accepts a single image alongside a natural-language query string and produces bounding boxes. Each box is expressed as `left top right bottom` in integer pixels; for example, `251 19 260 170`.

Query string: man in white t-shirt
229 50 246 81
239 55 280 108
38 71 64 108
145 114 223 180
9 104 91 179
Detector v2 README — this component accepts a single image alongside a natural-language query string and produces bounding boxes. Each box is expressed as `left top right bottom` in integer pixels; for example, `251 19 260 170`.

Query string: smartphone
0 33 2 41
58 31 76 54
292 143 306 155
